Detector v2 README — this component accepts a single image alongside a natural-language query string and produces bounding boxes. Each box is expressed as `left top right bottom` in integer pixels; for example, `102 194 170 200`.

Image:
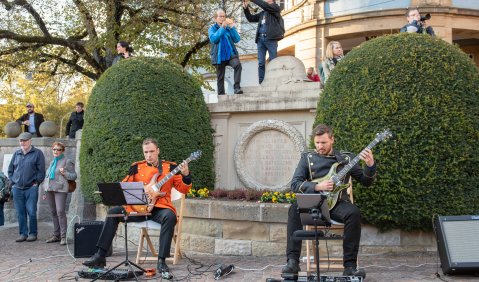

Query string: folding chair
129 188 185 265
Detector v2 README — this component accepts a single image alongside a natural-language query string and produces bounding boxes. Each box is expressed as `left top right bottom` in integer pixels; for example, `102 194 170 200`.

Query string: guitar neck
332 137 381 185
152 157 192 192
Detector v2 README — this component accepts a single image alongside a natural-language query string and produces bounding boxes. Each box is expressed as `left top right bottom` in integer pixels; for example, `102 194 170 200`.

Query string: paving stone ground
1 222 478 281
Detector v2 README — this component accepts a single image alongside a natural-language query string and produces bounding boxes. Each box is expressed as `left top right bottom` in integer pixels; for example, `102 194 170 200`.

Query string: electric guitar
312 129 392 210
130 150 202 213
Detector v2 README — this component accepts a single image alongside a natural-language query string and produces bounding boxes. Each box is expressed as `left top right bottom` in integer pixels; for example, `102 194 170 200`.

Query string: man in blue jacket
208 9 243 95
8 132 45 242
243 0 284 84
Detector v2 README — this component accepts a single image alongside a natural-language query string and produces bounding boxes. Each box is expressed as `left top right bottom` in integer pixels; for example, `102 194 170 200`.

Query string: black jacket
66 111 84 138
243 0 285 43
16 112 44 137
291 149 376 195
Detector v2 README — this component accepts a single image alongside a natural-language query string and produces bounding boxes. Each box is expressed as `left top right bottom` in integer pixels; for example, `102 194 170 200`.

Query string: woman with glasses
42 142 77 245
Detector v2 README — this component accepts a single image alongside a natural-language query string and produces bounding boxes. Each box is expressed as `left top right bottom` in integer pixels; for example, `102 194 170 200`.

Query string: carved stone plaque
234 120 306 191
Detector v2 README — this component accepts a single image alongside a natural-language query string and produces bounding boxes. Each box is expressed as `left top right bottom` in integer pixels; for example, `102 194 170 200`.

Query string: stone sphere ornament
4 121 22 138
39 121 57 137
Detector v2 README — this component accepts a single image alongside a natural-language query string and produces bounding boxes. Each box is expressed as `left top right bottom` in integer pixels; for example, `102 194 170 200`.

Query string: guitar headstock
376 129 393 142
188 150 202 161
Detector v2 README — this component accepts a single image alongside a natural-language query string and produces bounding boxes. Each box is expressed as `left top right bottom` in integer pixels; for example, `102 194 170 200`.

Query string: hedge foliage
315 33 479 231
80 57 215 203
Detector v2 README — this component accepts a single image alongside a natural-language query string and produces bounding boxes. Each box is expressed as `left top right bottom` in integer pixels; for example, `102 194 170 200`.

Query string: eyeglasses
26 106 33 108
52 148 63 151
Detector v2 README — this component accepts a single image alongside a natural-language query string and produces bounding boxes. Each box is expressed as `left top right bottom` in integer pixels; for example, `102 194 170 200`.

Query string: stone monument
4 121 21 138
208 56 321 191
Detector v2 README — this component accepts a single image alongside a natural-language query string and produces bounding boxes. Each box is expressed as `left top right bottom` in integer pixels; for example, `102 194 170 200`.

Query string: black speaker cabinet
74 221 112 258
434 215 479 275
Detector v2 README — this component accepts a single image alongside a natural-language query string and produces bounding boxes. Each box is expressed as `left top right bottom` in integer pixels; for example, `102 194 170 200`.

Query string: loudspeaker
74 221 112 258
434 215 479 275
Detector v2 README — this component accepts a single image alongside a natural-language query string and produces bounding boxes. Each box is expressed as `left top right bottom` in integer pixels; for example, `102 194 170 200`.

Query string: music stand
93 182 149 282
294 193 332 282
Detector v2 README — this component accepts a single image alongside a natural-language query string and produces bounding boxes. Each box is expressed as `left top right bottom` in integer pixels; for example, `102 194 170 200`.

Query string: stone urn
4 121 22 138
39 121 57 137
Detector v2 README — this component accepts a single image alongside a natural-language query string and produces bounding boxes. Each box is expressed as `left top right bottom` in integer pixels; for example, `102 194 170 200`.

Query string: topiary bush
80 57 215 202
315 33 479 231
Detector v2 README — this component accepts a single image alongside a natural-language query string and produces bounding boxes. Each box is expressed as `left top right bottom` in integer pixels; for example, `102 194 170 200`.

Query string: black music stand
93 182 149 282
292 193 332 282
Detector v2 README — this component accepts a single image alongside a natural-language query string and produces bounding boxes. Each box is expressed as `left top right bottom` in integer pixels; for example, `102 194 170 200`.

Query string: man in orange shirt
83 138 191 277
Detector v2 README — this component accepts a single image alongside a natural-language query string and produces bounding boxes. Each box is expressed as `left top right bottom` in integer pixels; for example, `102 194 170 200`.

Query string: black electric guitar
312 129 392 210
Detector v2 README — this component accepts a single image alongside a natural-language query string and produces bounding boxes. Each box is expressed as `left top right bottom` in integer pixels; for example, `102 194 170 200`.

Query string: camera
420 13 431 22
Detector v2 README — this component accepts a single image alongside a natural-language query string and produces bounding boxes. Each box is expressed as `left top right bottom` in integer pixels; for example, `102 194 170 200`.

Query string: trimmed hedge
315 33 479 231
80 57 215 202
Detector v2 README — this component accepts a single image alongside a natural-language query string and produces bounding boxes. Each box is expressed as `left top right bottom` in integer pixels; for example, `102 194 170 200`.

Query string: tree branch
181 38 209 67
39 52 100 80
13 0 51 37
0 43 45 56
72 0 98 39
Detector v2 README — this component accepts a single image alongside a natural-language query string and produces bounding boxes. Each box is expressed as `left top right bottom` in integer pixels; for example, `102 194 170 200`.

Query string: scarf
47 154 64 180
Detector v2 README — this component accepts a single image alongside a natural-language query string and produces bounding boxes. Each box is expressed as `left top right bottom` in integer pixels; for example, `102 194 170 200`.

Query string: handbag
68 180 77 193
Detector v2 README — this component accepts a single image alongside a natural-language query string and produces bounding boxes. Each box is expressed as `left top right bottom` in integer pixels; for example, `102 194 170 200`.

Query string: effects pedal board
279 273 363 282
77 267 144 280
298 275 363 282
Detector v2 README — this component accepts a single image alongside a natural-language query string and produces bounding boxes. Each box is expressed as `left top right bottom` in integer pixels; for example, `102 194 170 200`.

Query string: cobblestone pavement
0 222 478 282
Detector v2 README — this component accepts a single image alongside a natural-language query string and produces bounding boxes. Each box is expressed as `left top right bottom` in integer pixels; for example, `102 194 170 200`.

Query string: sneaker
26 235 37 242
343 266 366 278
281 258 301 274
234 88 243 94
46 235 61 243
60 238 66 245
15 235 27 242
83 253 106 268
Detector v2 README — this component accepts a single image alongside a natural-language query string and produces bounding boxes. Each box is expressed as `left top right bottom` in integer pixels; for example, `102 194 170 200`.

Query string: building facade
277 0 479 71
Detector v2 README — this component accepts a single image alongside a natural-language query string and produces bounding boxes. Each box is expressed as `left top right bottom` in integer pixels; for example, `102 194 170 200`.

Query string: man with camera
208 9 243 95
400 8 435 36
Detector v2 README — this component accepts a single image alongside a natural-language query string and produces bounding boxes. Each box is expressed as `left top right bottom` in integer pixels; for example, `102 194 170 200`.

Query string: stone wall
101 199 437 257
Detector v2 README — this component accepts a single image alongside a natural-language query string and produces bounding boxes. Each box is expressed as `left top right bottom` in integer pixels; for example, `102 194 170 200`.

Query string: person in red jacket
83 138 191 277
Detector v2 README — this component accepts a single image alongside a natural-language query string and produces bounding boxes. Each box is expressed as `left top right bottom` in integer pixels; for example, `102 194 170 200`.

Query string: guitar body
129 173 166 213
311 163 350 210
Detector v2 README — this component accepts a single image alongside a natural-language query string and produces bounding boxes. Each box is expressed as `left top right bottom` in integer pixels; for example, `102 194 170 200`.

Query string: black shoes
157 258 172 279
83 253 106 268
281 258 301 274
234 88 243 94
343 266 366 278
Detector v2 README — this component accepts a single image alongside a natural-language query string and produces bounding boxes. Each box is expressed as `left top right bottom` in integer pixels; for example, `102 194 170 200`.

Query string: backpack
0 172 12 203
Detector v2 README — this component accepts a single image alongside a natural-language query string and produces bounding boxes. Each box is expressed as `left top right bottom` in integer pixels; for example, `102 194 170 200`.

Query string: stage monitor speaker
74 221 112 258
434 215 479 275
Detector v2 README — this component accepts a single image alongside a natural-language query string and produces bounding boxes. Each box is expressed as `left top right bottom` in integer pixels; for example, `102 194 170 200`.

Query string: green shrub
80 57 215 202
315 33 479 231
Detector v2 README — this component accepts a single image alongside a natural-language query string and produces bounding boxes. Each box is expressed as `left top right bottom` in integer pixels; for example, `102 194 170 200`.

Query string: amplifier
435 215 479 275
74 221 112 258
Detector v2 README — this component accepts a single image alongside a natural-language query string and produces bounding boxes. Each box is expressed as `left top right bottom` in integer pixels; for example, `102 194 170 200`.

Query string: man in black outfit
243 0 284 84
283 124 376 278
16 102 44 137
65 102 85 138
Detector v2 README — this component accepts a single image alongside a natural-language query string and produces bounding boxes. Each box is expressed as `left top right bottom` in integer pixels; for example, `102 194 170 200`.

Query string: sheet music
120 182 147 205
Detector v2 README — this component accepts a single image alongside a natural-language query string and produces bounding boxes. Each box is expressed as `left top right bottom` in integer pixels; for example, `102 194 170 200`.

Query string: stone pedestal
208 56 320 190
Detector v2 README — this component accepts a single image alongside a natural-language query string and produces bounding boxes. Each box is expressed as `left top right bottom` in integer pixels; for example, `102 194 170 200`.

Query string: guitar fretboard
151 156 193 192
331 136 382 186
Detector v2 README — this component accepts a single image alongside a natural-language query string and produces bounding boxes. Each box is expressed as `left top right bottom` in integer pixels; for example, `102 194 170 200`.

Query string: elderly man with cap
8 132 45 242
16 102 45 137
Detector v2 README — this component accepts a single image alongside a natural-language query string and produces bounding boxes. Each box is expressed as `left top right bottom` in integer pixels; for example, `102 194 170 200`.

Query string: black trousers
96 206 177 259
215 56 242 95
286 200 361 267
